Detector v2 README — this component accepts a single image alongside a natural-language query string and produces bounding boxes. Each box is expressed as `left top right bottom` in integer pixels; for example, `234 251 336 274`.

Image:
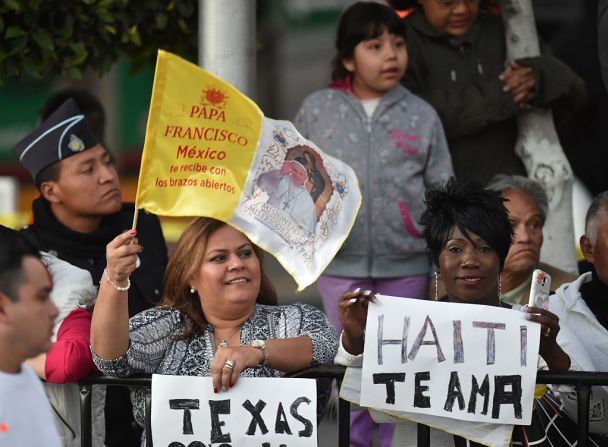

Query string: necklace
281 178 304 210
216 326 241 349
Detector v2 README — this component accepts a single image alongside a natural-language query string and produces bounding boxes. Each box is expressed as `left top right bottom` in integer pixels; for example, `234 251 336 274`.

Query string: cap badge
68 134 85 152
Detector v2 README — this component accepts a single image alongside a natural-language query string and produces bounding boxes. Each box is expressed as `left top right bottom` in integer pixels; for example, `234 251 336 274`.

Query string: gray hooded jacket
295 84 453 278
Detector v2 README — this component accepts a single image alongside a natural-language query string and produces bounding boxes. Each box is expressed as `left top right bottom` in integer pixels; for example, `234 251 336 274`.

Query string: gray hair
487 174 548 225
585 191 608 245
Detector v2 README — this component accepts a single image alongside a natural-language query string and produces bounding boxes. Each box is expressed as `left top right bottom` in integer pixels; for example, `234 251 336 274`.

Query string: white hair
585 191 608 245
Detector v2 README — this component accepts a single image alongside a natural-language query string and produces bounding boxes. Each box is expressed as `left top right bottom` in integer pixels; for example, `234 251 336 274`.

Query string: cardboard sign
151 375 317 447
360 295 541 425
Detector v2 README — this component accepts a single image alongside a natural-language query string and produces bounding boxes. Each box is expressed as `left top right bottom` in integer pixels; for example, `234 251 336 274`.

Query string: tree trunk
498 0 578 274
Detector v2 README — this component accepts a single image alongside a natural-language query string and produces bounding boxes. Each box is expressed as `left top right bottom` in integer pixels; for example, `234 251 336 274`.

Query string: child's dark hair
331 2 406 81
420 179 513 270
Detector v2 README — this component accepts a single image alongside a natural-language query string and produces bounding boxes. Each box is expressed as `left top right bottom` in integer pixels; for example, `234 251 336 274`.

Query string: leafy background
0 0 197 84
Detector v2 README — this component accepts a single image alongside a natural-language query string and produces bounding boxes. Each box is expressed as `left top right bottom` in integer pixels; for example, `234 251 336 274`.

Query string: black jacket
600 0 608 91
21 198 168 317
403 10 587 184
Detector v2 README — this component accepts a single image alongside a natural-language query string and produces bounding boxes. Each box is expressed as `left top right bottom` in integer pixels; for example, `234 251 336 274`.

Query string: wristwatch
251 339 269 366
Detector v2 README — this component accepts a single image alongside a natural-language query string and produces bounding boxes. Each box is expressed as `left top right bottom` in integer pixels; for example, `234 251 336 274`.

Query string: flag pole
132 208 139 231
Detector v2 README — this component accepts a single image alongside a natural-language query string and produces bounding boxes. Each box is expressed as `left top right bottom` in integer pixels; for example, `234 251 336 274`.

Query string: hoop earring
498 274 502 301
434 271 440 301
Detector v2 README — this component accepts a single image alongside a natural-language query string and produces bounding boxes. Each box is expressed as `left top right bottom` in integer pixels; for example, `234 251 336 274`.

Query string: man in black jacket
399 0 586 184
12 94 168 446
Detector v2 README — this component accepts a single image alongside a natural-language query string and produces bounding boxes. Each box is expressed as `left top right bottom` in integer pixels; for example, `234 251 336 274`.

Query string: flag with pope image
135 50 361 290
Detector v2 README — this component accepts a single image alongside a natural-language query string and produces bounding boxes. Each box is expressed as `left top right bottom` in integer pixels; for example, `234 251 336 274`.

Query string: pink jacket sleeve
45 308 96 383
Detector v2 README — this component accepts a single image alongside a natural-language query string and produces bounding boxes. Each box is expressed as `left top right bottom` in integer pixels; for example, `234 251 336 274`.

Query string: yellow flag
136 50 263 219
136 50 361 290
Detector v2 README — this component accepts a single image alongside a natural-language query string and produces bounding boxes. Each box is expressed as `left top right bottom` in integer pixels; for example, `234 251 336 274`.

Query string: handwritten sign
360 295 541 425
151 375 317 447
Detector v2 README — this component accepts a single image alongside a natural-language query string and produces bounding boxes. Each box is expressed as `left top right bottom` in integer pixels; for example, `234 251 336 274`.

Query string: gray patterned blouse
92 302 338 441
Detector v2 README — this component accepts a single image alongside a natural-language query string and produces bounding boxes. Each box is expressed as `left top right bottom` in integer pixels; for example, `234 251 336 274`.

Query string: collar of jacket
407 8 485 46
30 195 128 259
329 82 410 120
555 271 592 311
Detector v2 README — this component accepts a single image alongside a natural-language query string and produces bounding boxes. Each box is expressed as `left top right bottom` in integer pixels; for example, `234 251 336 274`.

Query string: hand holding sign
338 288 376 356
524 306 570 371
211 344 264 392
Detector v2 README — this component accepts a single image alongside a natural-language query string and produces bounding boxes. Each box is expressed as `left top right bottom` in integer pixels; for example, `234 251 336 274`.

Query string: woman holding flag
91 217 338 445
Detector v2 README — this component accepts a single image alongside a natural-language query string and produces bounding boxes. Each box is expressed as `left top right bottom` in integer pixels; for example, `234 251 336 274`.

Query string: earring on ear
434 271 440 301
190 287 196 294
498 273 502 301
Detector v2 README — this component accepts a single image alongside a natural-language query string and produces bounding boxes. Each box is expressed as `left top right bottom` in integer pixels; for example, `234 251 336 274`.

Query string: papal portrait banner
136 50 362 290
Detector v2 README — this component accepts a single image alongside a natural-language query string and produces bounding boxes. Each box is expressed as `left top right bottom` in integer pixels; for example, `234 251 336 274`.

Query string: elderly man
0 226 61 446
549 191 608 434
486 175 576 304
431 175 575 301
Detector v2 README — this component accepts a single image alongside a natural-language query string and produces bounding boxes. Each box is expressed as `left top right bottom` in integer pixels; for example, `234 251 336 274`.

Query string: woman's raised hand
105 230 143 285
338 288 376 355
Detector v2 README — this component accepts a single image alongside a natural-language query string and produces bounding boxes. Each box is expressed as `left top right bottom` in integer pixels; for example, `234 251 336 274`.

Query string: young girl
294 2 453 446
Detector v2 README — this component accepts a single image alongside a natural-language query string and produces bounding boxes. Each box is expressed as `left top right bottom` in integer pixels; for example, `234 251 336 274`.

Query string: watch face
252 339 264 348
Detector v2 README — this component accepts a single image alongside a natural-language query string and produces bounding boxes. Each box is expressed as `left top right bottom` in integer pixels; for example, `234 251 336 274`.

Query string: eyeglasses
434 0 478 8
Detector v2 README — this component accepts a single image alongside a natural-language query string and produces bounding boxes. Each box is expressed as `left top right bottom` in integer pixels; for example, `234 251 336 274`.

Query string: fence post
146 390 153 447
337 397 350 446
576 384 591 447
79 383 92 447
417 423 430 447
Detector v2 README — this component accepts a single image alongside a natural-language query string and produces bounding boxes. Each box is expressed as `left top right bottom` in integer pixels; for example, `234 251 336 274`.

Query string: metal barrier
78 367 608 447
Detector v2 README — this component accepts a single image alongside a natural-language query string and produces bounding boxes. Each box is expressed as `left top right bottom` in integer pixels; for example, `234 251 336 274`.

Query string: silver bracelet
103 268 130 292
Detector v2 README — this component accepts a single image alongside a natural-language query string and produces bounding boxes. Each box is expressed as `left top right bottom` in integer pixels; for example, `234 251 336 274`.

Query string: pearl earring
190 287 196 294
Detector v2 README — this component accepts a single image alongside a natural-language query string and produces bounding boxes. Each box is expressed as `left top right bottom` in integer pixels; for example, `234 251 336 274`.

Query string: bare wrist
541 344 571 371
343 331 364 355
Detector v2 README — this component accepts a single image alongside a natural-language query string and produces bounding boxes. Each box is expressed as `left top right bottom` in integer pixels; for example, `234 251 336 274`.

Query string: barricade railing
78 367 608 447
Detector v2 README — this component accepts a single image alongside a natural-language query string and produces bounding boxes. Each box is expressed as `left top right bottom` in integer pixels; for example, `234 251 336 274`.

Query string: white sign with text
360 295 541 425
152 375 317 447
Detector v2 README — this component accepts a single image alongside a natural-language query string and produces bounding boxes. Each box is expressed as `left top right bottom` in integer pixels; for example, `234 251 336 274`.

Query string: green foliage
0 0 197 84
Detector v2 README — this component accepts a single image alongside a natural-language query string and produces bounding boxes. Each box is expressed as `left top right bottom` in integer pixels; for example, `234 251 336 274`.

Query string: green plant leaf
5 26 26 38
67 66 83 80
33 30 54 51
7 35 27 55
128 25 142 46
70 42 88 65
27 0 42 11
4 0 20 12
155 12 167 29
